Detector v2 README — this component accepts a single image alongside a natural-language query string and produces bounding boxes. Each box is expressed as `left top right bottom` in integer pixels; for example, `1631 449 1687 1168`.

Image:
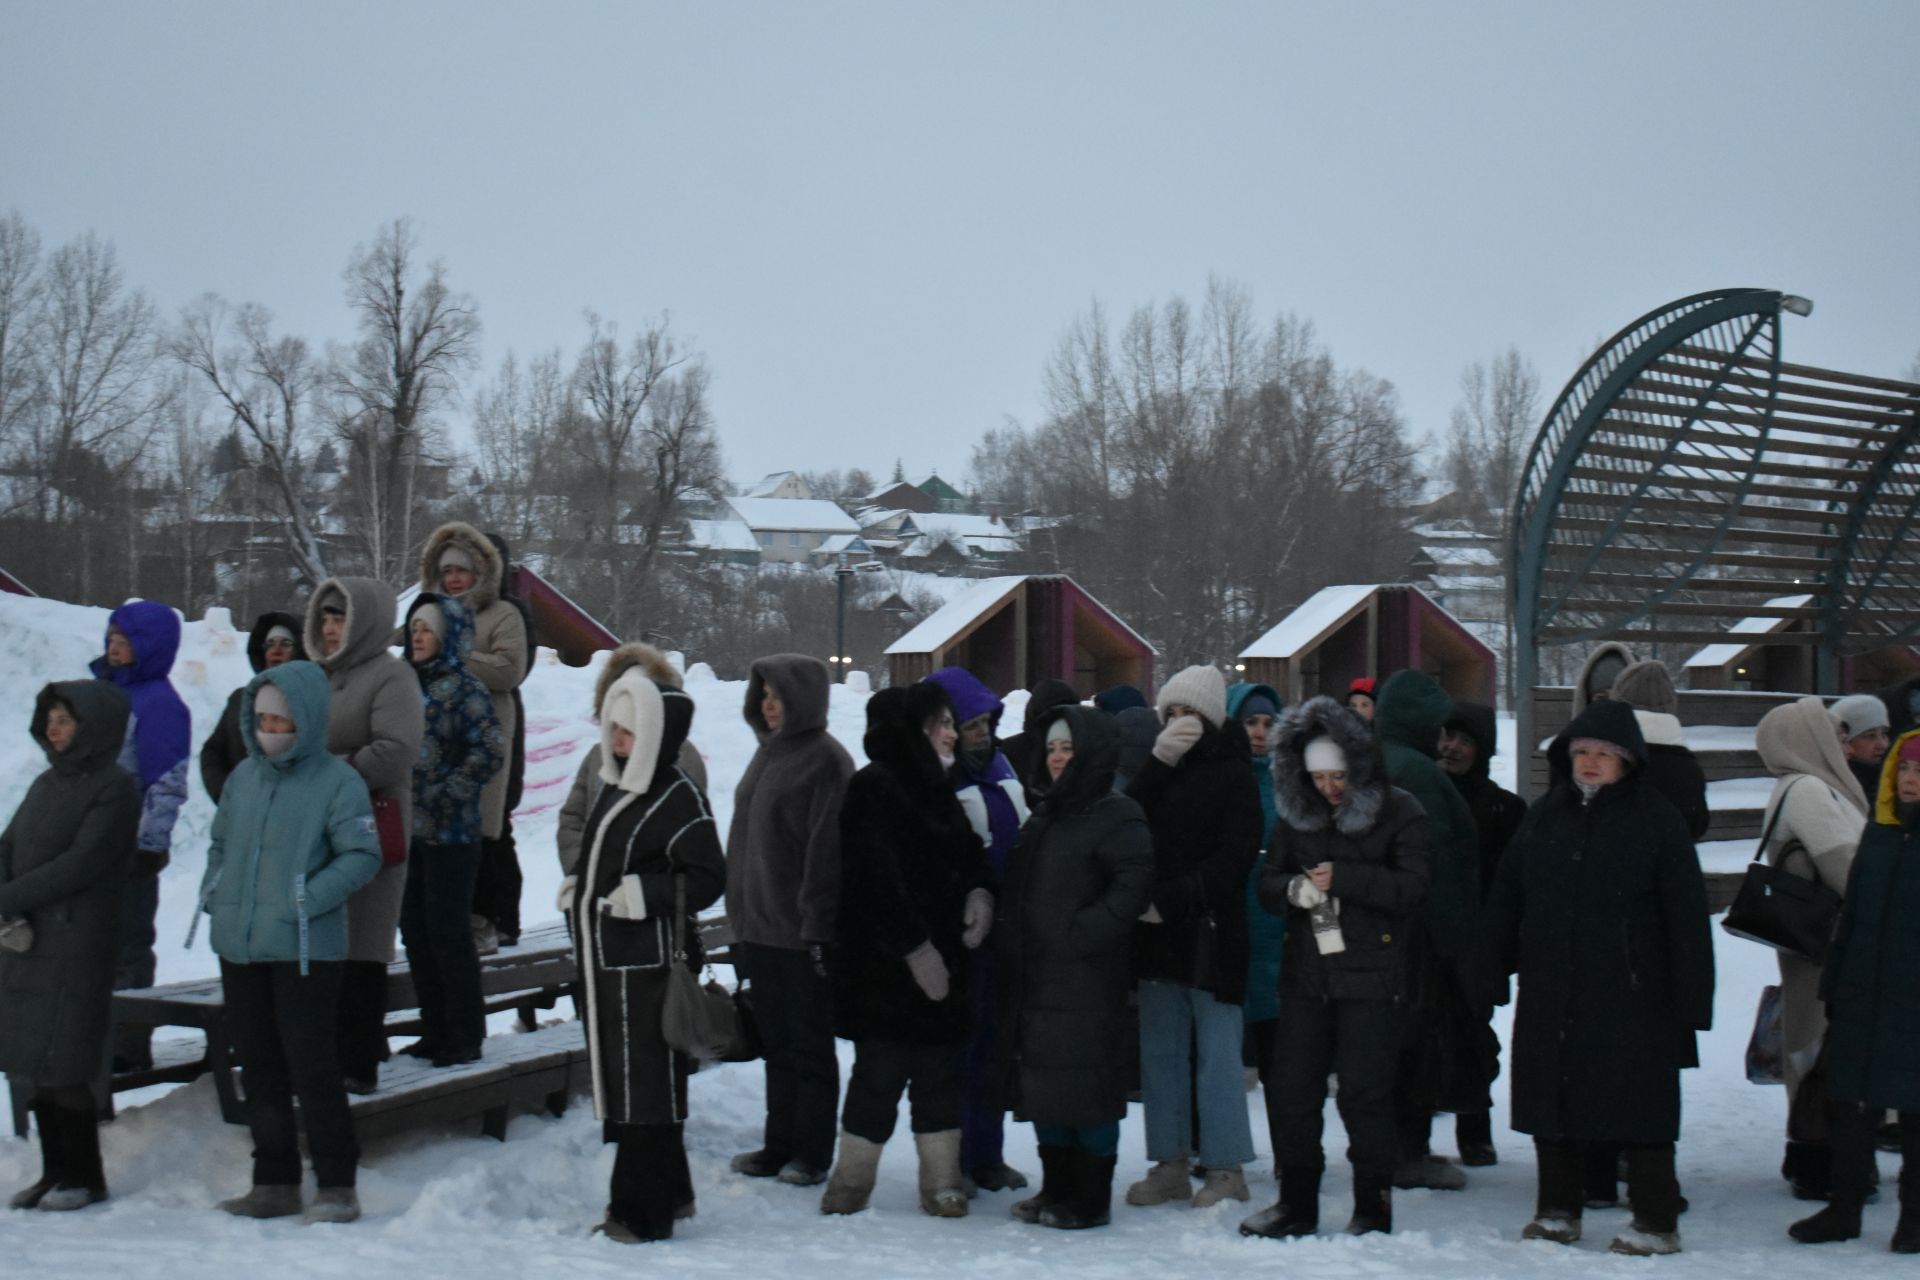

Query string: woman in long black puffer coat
1478 697 1713 1258
996 705 1154 1230
821 683 993 1218
562 666 724 1244
0 681 140 1211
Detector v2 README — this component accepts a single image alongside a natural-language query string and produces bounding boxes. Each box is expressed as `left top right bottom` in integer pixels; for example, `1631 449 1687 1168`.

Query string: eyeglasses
263 638 296 652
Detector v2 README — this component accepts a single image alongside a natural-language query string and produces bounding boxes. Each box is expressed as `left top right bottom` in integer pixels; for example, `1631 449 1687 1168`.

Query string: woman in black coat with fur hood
821 684 993 1219
1477 698 1713 1258
1240 695 1432 1241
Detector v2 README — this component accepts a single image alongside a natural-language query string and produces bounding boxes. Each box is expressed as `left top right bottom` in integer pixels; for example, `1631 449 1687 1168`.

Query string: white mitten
1287 875 1327 909
1151 715 1204 766
1139 902 1164 923
905 941 951 1002
556 875 578 914
962 888 995 949
602 874 648 921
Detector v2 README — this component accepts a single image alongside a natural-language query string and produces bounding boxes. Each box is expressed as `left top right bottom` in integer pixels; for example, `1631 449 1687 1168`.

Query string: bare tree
1445 346 1540 516
0 210 45 497
471 348 569 552
174 296 332 586
332 218 479 581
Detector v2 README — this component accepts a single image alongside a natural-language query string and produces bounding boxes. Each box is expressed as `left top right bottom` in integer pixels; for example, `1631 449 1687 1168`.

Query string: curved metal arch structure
1512 288 1920 754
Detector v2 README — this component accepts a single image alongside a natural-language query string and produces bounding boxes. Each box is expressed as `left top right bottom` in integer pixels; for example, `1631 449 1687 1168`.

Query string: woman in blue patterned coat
399 594 504 1067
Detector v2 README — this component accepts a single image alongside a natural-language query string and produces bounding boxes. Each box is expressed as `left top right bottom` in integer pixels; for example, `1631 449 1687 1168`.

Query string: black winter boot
1040 1152 1113 1229
1239 1165 1321 1239
1790 1199 1863 1244
1785 1141 1834 1201
9 1105 62 1210
1893 1209 1920 1254
1012 1145 1070 1224
36 1106 107 1211
1347 1175 1392 1236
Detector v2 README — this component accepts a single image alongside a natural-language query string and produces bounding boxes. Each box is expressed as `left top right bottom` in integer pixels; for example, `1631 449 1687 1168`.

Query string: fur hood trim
1272 695 1388 836
594 642 683 719
419 521 504 611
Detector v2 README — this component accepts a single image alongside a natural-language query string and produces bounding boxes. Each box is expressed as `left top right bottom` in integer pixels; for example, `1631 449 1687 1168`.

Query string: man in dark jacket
200 612 306 804
1438 701 1526 1167
1000 678 1081 802
1373 670 1481 1192
726 654 855 1186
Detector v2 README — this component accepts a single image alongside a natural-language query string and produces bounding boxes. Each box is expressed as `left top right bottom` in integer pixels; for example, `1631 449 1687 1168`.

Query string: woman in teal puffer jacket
200 659 381 1224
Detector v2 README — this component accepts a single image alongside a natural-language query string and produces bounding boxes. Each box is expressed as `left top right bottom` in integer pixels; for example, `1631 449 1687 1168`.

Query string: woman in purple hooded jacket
923 666 1032 1192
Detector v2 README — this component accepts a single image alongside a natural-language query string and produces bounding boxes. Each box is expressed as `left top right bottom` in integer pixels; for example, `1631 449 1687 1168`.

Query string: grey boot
219 1184 305 1219
303 1187 361 1224
820 1131 885 1215
915 1130 968 1217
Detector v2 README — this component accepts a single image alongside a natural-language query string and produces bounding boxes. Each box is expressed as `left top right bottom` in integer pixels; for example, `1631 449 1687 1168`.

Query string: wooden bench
351 1019 590 1142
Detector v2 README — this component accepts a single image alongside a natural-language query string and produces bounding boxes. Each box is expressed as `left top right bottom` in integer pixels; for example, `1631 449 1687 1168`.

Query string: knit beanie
438 544 476 575
1833 693 1891 740
1901 735 1920 766
1348 677 1377 700
1238 691 1279 722
1045 717 1074 746
1304 736 1348 774
1610 660 1680 718
410 602 447 641
1156 664 1228 730
253 681 292 722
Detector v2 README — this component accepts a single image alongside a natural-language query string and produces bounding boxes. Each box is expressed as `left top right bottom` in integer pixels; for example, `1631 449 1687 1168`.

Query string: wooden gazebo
885 575 1154 697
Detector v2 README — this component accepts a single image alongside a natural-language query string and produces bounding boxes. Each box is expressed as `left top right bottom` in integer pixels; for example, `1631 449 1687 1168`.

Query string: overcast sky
6 1 1917 493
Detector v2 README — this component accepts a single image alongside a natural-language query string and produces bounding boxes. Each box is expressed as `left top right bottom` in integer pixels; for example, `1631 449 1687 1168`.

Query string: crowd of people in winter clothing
13 569 1920 1256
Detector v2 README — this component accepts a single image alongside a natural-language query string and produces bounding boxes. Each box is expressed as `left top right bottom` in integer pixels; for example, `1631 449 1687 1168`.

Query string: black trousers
400 839 486 1052
842 1037 965 1144
1248 1017 1281 1158
473 818 523 943
737 942 839 1170
607 1120 693 1239
1536 1138 1680 1232
1834 1104 1920 1206
223 959 359 1188
1269 998 1406 1183
335 960 392 1082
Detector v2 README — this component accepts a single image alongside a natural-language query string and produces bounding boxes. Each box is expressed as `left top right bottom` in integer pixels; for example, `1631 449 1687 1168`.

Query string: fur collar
418 521 504 611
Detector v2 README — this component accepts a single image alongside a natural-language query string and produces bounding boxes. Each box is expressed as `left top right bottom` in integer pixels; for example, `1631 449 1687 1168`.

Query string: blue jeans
1137 978 1254 1168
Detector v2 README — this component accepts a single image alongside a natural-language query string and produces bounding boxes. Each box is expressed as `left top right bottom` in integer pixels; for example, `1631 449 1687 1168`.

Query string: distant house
724 496 862 564
679 517 763 566
916 473 967 513
745 471 812 500
812 532 875 563
885 574 1155 698
1239 582 1496 707
864 481 935 514
902 512 1023 562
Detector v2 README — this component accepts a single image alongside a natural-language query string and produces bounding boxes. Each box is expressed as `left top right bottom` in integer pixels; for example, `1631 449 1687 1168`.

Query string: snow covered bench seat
350 1019 590 1143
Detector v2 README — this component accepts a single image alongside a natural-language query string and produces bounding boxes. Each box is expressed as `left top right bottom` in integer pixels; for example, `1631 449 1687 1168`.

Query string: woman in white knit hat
1122 664 1265 1211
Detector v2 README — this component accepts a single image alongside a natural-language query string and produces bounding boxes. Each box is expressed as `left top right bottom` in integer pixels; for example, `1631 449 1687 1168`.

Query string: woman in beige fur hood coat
1756 695 1871 1198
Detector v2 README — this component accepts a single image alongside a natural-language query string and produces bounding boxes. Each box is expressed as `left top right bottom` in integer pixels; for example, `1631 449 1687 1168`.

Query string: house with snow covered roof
885 574 1154 698
724 496 862 564
744 471 811 500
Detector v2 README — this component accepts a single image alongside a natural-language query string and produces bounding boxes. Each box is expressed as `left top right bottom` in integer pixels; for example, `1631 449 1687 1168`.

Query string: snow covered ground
0 595 1893 1276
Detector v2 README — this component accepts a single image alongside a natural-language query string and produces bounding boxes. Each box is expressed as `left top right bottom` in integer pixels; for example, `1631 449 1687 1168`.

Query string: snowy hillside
0 594 1904 1278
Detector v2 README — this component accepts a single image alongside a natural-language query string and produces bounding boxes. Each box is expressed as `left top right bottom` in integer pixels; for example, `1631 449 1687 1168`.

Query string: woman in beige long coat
305 576 425 1093
1756 695 1870 1199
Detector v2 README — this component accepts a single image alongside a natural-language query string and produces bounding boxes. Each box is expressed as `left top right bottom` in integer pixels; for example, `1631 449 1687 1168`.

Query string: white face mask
257 731 297 759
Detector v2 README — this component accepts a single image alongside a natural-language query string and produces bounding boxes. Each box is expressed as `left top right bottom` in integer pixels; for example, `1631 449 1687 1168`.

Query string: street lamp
834 554 857 683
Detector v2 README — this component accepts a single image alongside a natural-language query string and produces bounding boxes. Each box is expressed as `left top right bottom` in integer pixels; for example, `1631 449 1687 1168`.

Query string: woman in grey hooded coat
305 576 425 1092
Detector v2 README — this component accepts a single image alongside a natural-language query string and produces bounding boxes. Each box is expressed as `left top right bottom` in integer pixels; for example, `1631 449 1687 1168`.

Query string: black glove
133 849 170 876
808 942 830 981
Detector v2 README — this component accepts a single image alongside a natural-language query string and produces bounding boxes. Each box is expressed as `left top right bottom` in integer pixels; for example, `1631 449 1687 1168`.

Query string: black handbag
661 875 747 1062
1720 779 1843 965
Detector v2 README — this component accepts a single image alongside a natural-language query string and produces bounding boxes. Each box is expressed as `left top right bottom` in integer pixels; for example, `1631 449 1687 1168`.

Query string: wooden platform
351 1020 590 1142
